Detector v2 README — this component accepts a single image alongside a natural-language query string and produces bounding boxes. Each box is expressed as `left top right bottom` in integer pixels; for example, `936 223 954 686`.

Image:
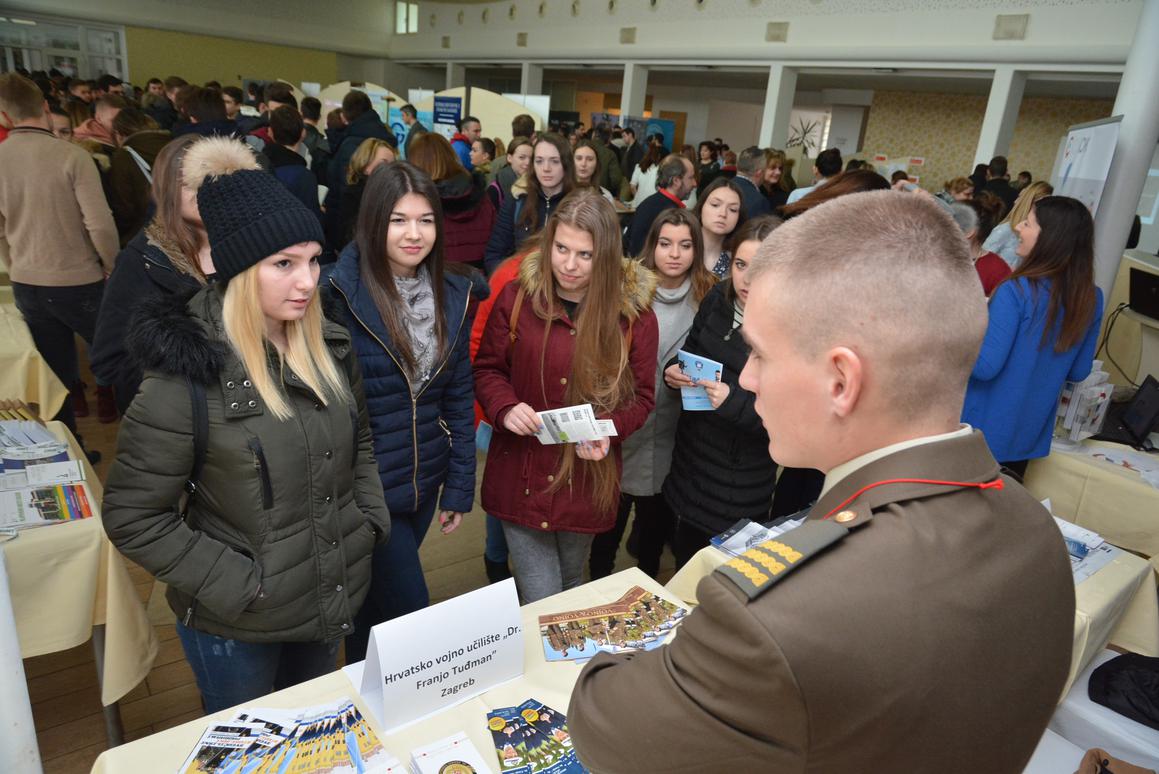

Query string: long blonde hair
1000 180 1053 227
222 265 348 420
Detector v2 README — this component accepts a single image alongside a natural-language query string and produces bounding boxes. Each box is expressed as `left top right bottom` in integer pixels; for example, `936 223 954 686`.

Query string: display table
667 542 1159 697
0 299 69 419
91 569 677 773
3 423 159 733
1025 442 1159 577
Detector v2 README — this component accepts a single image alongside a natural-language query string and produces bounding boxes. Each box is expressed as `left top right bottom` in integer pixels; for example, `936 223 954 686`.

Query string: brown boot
96 386 118 423
71 381 90 418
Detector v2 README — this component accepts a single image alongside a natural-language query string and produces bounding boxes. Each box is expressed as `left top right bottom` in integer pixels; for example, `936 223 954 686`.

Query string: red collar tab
821 477 1005 521
659 188 686 208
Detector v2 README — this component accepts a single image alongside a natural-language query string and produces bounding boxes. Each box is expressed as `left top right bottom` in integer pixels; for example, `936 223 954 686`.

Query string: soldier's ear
826 346 863 419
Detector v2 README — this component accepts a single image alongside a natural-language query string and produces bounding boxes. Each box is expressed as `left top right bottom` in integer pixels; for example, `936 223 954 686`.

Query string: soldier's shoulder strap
714 520 851 601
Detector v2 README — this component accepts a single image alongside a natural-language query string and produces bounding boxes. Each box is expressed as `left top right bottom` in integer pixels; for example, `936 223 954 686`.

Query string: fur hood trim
181 136 260 191
518 253 657 320
125 289 227 385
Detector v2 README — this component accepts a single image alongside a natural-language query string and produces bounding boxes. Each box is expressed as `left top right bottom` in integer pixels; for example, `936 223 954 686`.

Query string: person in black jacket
978 155 1018 214
325 91 396 250
483 132 575 275
662 217 784 567
91 135 213 414
263 106 322 224
625 155 696 258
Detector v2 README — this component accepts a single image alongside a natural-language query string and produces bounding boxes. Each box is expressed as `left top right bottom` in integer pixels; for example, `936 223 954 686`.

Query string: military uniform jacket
568 431 1075 773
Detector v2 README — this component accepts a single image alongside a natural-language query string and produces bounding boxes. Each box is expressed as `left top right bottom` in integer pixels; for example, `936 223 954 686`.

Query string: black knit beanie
184 137 324 283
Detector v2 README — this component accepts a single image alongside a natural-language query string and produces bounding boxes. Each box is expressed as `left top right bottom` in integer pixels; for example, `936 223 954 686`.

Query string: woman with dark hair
661 216 784 568
697 141 720 178
963 196 1103 476
589 208 716 580
778 169 890 218
970 162 990 193
328 161 486 659
474 189 659 602
484 132 575 275
573 139 614 202
91 134 212 415
693 177 747 278
408 132 496 271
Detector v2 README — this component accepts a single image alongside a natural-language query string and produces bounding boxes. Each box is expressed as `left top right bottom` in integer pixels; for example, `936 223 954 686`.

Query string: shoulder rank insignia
715 520 849 600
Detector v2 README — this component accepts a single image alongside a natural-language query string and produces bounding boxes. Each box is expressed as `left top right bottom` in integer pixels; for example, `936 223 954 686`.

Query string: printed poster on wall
389 106 434 159
433 96 463 140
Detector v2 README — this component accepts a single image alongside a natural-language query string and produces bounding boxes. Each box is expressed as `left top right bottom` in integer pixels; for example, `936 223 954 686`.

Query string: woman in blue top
328 162 485 662
963 196 1103 476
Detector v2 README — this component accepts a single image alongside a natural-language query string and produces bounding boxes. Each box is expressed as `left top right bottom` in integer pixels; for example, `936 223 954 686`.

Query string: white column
620 63 648 119
1093 0 1159 296
445 62 466 91
974 66 1026 165
520 63 543 95
759 64 798 148
0 552 43 774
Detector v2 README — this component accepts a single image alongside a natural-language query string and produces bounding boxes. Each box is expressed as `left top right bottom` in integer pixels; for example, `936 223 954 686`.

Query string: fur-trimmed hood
125 285 350 385
517 252 657 320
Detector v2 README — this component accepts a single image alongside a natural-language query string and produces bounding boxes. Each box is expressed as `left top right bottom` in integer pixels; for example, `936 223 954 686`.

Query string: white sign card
353 577 523 732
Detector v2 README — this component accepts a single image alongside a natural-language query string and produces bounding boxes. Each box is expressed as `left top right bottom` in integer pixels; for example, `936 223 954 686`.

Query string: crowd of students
0 67 1103 714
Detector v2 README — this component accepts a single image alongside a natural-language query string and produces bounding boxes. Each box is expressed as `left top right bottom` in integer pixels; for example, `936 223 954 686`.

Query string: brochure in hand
537 586 687 663
676 350 724 411
178 697 401 773
487 699 585 774
534 404 617 446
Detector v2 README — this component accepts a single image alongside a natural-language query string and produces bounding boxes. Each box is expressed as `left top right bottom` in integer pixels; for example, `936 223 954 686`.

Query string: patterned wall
861 90 1112 194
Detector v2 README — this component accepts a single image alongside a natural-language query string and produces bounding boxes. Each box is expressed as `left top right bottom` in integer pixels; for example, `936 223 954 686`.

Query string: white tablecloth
91 569 679 773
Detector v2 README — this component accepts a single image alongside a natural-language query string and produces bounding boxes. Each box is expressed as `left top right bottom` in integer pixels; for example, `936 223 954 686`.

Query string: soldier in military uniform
568 190 1074 773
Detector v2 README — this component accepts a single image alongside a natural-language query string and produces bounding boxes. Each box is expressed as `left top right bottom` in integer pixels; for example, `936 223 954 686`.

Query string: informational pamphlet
0 484 92 528
487 699 585 774
711 515 808 559
534 404 617 445
676 350 724 411
538 586 687 663
177 697 401 773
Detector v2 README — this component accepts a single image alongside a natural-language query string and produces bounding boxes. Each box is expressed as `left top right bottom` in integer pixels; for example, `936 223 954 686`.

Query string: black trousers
1000 459 1030 479
12 281 104 434
671 517 715 571
589 493 675 580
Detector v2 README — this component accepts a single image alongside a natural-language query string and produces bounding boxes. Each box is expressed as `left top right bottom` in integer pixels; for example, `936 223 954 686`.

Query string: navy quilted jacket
327 245 487 514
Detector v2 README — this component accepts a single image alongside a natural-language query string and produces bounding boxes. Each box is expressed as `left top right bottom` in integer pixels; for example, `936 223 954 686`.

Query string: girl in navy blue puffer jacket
327 162 487 662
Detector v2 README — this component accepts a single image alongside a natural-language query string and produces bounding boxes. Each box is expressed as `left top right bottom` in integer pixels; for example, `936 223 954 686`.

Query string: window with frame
395 2 419 35
0 13 126 80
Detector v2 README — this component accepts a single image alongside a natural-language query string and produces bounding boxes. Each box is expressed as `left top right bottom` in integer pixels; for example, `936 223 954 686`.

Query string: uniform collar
821 424 974 497
809 429 1000 528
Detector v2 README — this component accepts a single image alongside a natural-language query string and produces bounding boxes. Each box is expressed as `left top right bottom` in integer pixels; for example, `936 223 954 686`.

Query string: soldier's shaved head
739 191 986 470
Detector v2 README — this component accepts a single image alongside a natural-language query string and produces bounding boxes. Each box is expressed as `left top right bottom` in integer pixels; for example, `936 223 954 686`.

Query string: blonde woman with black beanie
102 137 390 712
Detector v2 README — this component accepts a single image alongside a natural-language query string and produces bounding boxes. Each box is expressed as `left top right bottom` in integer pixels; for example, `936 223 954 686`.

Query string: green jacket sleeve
342 350 392 545
101 373 262 622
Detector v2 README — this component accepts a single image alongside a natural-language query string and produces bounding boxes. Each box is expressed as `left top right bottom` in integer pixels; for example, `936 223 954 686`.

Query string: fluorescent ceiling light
10 18 37 25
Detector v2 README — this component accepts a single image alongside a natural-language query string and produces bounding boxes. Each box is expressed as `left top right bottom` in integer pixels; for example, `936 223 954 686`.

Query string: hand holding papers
676 350 725 411
533 404 616 446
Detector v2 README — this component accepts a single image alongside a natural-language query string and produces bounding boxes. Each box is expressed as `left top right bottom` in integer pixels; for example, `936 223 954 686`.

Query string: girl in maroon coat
474 188 659 602
407 132 496 272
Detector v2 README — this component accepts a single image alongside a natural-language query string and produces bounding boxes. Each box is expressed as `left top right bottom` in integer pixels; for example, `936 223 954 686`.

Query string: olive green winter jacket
102 285 390 643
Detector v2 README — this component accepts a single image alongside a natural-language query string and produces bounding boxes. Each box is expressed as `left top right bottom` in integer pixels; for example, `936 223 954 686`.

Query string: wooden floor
27 349 670 773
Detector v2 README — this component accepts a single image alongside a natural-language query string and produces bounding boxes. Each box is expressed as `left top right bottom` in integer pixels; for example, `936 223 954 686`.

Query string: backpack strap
507 286 525 361
181 377 209 517
125 146 153 184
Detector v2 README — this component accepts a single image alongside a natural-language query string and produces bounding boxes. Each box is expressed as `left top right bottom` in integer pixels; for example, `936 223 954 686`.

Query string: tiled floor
26 350 672 773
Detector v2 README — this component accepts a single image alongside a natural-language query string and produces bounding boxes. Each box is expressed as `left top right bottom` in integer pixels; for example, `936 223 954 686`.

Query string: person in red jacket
408 132 496 272
474 189 659 602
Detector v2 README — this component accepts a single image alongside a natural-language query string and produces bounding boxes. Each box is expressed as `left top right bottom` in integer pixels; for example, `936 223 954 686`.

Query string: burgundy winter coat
438 171 496 266
474 256 659 534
